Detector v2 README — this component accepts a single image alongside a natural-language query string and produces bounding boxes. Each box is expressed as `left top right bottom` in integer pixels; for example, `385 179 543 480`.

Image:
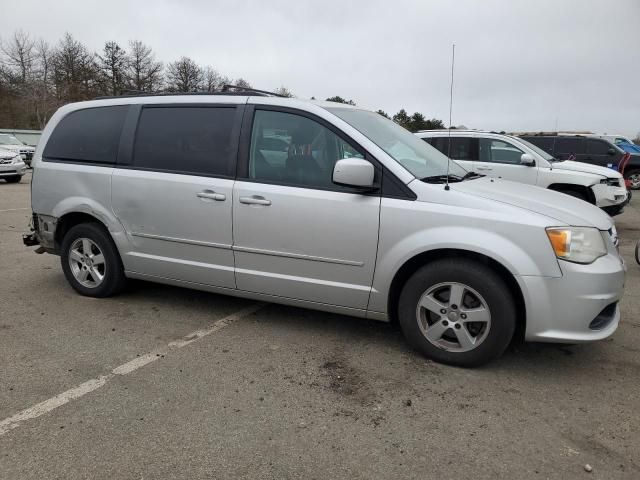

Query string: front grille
0 158 12 164
589 303 617 330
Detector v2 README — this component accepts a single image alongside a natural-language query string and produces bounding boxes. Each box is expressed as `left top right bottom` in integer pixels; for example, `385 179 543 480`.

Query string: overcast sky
11 0 640 136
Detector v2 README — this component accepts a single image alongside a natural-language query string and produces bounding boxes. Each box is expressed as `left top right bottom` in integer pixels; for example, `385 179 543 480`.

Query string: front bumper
0 160 26 177
592 183 628 208
519 251 625 343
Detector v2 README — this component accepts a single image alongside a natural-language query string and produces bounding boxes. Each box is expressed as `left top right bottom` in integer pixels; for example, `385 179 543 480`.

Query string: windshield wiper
420 174 464 184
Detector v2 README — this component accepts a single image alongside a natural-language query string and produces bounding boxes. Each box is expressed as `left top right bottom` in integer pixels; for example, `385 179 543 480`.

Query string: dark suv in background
521 135 640 190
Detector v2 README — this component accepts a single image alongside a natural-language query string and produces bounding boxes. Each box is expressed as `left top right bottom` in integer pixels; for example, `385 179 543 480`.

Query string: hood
552 160 621 178
0 147 17 159
449 177 613 230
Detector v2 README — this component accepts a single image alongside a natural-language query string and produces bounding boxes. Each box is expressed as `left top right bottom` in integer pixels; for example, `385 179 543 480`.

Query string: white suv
24 92 625 366
417 130 628 216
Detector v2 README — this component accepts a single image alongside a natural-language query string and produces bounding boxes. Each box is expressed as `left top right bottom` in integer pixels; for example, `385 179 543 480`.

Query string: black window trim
117 102 244 180
237 104 415 199
42 104 131 166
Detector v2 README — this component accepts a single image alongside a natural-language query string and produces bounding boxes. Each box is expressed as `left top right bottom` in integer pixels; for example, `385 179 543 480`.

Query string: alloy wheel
415 282 491 352
68 238 106 288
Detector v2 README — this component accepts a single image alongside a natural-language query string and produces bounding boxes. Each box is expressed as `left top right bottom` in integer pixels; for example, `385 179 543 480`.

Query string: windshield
327 108 467 179
517 138 557 161
0 134 23 145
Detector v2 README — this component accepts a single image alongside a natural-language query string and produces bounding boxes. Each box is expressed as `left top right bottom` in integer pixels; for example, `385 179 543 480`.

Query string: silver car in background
24 93 625 366
0 147 26 183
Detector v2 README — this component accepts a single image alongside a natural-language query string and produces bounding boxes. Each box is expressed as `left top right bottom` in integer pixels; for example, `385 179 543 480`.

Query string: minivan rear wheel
60 223 126 297
398 258 516 367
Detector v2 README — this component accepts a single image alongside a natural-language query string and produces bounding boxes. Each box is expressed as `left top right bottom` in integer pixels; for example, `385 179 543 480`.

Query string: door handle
476 166 492 171
239 195 272 206
197 190 226 201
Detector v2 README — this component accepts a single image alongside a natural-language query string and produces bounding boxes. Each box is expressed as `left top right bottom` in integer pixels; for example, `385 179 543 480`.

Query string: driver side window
249 110 364 189
479 139 524 164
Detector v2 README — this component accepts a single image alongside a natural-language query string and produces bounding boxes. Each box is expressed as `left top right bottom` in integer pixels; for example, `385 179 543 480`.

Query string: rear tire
398 258 516 367
4 176 21 183
60 222 126 297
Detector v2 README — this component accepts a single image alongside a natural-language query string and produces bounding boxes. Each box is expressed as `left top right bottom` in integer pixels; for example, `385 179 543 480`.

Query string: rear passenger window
43 106 128 164
553 138 583 154
587 139 610 155
133 106 236 177
429 137 476 161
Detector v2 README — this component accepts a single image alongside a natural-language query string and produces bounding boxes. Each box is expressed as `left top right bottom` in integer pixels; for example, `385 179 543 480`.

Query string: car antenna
445 43 455 191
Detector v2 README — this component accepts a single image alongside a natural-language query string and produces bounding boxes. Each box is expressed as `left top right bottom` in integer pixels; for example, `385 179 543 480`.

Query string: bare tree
165 56 203 92
98 41 127 96
52 33 100 101
125 40 163 92
0 30 35 84
234 78 251 89
202 66 228 92
273 86 294 97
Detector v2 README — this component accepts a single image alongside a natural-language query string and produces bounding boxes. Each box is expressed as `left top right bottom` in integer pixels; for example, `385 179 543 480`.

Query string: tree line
0 30 445 133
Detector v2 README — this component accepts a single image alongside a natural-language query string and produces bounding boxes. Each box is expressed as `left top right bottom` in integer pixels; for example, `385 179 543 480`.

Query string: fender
368 225 561 315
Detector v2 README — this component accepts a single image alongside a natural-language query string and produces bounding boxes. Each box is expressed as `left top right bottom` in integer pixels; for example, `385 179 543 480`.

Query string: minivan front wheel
398 259 516 367
61 223 126 297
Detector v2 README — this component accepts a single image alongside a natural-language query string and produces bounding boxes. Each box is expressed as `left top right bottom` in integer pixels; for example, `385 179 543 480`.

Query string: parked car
417 131 628 216
0 133 36 167
0 146 26 183
24 92 625 367
521 134 640 190
596 134 637 147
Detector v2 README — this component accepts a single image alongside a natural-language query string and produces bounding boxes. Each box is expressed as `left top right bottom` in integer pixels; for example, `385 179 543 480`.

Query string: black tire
556 189 587 201
624 169 640 191
60 222 126 297
4 175 22 183
398 258 516 367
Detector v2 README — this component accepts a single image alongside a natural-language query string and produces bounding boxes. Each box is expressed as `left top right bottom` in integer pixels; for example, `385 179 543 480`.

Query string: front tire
398 258 516 367
60 222 126 297
624 169 640 190
4 175 22 183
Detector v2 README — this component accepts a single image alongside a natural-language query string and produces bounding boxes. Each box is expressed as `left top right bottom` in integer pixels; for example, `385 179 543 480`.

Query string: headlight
11 155 21 164
546 227 607 264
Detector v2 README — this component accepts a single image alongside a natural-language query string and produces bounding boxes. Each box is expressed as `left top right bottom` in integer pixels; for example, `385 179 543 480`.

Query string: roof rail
94 85 284 100
221 84 286 97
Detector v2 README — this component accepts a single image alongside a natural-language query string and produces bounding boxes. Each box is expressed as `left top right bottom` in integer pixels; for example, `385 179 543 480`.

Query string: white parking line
0 207 29 213
0 303 263 436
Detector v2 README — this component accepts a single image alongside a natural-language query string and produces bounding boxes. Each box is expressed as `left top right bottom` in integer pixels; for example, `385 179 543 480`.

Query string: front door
112 105 241 288
232 107 381 309
476 138 539 185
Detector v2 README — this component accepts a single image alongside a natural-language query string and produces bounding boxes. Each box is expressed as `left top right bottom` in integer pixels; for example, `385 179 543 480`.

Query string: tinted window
523 136 554 154
133 106 236 176
429 137 476 161
553 137 582 154
248 109 364 188
587 139 610 155
43 106 127 164
479 139 523 164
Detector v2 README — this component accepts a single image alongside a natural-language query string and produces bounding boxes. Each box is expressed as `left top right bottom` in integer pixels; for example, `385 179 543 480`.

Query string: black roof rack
95 85 286 100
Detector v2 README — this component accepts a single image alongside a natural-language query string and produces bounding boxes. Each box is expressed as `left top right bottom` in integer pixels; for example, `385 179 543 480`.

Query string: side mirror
333 158 375 188
608 148 617 156
520 153 536 166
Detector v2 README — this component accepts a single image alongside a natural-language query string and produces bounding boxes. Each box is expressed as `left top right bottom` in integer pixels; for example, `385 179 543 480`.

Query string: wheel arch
54 211 110 251
386 248 527 341
547 183 596 204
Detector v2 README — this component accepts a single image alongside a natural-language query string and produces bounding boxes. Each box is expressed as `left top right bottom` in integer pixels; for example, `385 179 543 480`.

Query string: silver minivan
24 92 625 366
